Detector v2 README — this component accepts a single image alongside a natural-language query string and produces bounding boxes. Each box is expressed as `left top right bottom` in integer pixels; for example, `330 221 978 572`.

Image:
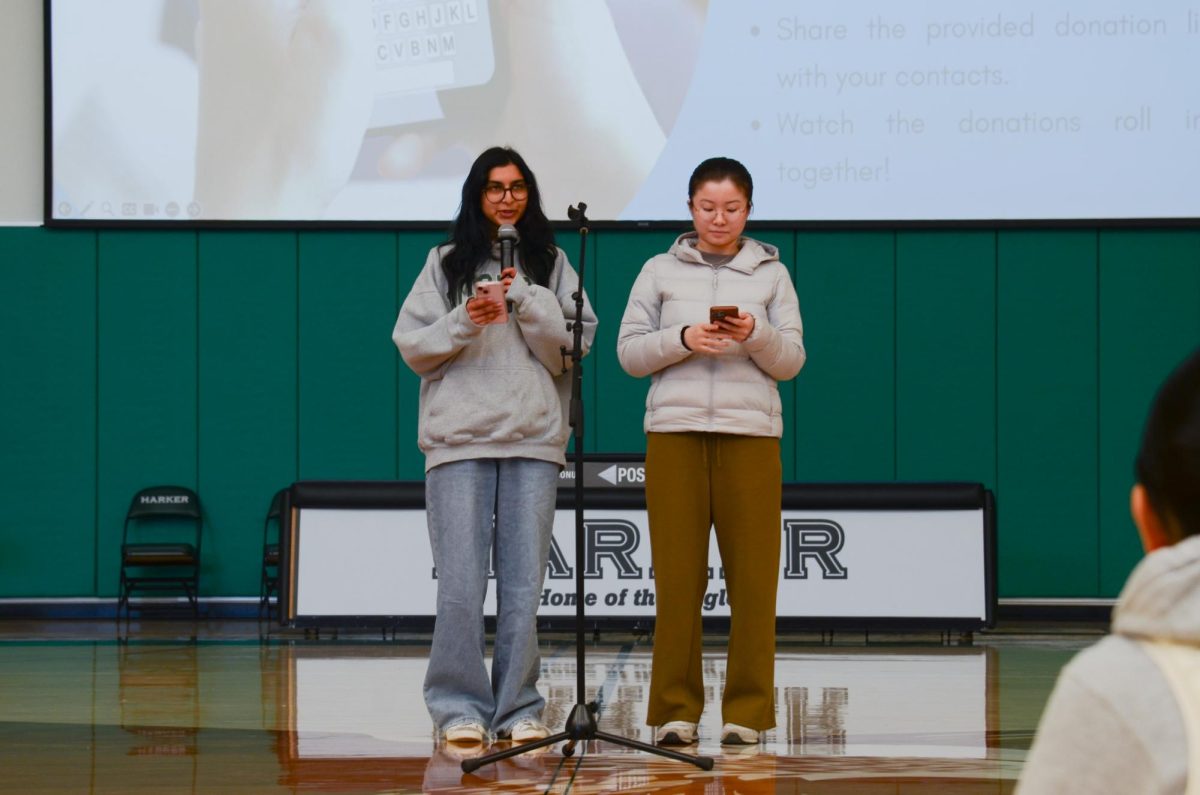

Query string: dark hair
1136 347 1200 538
688 157 754 206
441 146 557 305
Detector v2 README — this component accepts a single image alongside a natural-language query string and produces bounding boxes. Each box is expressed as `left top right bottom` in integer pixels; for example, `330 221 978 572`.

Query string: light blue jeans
423 457 558 734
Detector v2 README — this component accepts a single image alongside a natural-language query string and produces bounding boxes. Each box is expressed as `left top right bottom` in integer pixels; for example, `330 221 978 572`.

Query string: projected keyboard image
370 0 495 127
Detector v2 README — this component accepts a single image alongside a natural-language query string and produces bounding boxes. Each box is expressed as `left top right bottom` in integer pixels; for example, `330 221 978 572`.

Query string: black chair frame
259 488 286 622
118 485 202 621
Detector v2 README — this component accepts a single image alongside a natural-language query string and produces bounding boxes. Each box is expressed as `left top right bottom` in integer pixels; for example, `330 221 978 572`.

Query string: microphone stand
462 204 713 775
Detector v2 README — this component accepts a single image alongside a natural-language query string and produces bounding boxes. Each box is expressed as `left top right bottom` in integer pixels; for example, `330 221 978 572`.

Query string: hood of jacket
1112 533 1200 646
668 232 781 274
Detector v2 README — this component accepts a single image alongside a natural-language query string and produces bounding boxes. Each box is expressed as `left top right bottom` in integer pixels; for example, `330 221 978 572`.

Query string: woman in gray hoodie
618 157 806 747
393 147 597 746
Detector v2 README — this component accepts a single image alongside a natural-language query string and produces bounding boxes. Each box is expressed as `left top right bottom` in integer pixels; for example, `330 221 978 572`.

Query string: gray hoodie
1017 534 1200 794
393 243 597 472
617 233 805 437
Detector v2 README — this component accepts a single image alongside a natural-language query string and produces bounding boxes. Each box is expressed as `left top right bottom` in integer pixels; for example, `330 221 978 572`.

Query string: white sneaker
507 717 550 742
720 722 759 745
655 720 698 745
444 720 486 744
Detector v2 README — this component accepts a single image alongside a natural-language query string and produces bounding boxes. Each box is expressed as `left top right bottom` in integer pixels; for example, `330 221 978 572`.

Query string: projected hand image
50 0 699 222
367 0 670 219
194 0 375 220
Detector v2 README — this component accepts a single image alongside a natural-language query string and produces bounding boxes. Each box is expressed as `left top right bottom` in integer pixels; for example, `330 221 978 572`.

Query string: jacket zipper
709 265 720 431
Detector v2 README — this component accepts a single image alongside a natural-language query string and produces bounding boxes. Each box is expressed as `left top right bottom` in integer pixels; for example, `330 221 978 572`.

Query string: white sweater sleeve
392 248 483 378
507 249 597 375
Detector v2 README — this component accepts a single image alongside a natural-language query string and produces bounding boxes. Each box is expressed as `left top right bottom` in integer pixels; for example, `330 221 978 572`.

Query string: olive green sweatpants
644 431 781 730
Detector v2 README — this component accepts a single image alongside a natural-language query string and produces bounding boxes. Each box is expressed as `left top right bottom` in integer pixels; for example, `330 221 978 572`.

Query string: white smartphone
474 280 508 324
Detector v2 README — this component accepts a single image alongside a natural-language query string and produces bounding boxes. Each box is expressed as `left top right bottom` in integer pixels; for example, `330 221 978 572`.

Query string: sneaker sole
445 729 485 744
720 732 757 745
512 731 550 742
657 731 696 746
446 735 483 744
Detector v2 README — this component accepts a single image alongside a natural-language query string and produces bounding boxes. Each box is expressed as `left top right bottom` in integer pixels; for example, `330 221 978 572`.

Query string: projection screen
46 0 1200 224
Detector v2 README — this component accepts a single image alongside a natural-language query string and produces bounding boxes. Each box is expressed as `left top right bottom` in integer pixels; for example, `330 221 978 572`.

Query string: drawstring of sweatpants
700 434 723 470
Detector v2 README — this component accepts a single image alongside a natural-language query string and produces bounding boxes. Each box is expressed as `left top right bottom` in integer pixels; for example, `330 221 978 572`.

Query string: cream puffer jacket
617 233 805 437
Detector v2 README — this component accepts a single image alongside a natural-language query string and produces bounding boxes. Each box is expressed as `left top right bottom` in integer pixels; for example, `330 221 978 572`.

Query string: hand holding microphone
497 223 519 274
497 224 519 313
468 224 520 325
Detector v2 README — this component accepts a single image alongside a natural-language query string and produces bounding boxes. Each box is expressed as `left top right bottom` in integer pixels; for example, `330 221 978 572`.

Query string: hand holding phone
709 305 755 343
471 280 509 325
709 305 740 324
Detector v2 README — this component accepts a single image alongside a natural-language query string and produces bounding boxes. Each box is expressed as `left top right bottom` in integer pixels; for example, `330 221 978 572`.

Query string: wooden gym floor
0 618 1099 794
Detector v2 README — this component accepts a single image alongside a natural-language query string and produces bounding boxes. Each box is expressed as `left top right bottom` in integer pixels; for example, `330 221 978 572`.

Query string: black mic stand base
461 703 714 773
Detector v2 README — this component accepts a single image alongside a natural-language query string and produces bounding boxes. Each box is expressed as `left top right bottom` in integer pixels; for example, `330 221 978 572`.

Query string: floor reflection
120 643 200 753
0 626 1089 794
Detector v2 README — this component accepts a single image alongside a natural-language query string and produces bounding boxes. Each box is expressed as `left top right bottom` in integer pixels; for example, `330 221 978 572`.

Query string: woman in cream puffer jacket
617 156 805 748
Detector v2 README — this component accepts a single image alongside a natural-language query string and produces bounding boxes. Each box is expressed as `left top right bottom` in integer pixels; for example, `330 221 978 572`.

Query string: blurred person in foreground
1018 346 1200 794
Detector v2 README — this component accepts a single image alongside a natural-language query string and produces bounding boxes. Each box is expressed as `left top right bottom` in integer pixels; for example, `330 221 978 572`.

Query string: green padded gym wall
0 225 1197 600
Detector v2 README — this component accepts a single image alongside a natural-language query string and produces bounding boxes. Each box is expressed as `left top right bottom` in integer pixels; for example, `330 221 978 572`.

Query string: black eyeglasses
484 182 529 203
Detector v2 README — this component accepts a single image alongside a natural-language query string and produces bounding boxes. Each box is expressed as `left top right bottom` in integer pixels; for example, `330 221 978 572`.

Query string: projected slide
47 0 1200 223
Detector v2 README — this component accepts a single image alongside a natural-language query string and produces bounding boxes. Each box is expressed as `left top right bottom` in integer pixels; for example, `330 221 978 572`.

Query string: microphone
497 224 519 274
497 224 519 313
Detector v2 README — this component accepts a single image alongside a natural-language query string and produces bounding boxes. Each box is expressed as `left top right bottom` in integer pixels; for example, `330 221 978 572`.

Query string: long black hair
441 146 558 306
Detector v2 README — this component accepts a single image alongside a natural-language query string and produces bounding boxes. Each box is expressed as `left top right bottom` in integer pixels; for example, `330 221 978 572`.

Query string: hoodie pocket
424 365 555 446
